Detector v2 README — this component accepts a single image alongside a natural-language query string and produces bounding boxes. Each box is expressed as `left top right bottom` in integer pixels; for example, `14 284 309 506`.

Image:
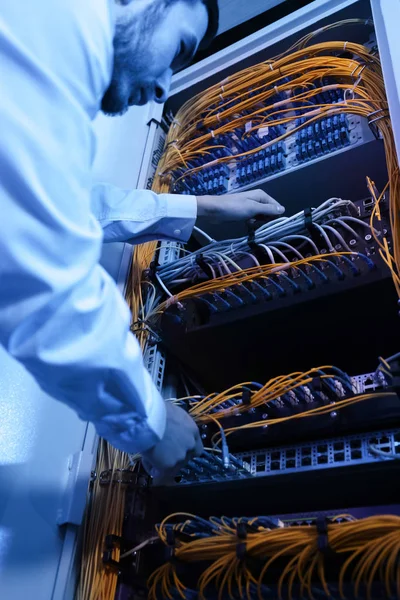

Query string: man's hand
196 190 285 224
141 402 203 480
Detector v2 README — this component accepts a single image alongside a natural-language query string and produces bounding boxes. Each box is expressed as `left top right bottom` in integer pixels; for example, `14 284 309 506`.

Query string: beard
101 2 165 116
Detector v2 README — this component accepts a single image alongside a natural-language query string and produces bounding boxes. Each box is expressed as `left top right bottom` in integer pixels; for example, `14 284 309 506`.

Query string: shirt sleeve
91 183 197 245
0 0 167 454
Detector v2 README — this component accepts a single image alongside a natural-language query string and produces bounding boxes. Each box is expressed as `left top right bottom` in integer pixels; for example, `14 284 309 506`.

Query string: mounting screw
262 413 269 420
335 244 342 251
330 411 338 419
201 434 207 440
365 234 372 242
201 424 208 430
349 239 357 247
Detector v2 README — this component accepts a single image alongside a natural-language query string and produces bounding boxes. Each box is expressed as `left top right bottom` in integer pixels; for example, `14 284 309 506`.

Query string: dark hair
199 0 219 49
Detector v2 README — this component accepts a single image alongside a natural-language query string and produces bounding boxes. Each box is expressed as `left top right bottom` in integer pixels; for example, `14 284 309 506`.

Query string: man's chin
101 106 129 117
100 89 129 117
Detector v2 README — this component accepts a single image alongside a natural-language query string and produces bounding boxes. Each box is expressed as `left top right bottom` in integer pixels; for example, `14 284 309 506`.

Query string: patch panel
236 428 400 478
179 366 400 453
172 112 371 196
171 371 399 486
176 451 252 485
169 428 400 489
160 197 391 335
229 114 369 193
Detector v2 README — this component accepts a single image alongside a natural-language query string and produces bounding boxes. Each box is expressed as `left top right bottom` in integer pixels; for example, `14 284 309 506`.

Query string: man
0 0 285 478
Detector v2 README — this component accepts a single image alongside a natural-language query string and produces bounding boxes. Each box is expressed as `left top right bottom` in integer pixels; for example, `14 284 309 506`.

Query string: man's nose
154 68 172 104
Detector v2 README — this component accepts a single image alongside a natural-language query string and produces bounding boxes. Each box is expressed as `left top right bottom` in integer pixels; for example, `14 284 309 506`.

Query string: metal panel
371 0 400 165
217 0 286 34
236 428 400 477
0 347 95 600
93 102 164 290
92 103 156 190
99 242 133 295
170 0 359 96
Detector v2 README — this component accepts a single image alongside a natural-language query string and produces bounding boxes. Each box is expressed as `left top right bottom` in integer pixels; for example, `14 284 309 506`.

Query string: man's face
101 0 209 116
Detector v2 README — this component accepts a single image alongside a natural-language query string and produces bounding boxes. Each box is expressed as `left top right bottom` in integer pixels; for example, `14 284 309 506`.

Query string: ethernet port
350 440 362 449
334 442 344 451
256 463 265 473
334 452 345 462
363 198 374 213
271 452 280 461
286 459 296 468
301 456 312 467
286 449 296 459
302 448 312 456
317 444 328 453
317 455 328 464
271 461 280 471
351 449 362 459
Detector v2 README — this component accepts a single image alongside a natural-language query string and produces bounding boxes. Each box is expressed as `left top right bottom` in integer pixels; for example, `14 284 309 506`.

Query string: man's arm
91 183 197 244
92 183 285 244
0 0 175 456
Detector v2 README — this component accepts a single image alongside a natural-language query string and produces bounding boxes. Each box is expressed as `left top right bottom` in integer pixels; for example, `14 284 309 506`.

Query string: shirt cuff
160 193 197 242
94 369 167 455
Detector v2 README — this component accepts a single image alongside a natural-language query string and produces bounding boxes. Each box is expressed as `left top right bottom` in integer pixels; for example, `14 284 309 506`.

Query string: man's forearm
91 182 197 244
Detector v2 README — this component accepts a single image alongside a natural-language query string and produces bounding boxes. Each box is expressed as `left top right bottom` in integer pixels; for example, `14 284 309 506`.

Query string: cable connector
316 517 335 558
242 387 252 406
144 260 159 283
166 528 177 563
196 253 214 279
247 219 269 263
102 535 132 573
236 522 247 560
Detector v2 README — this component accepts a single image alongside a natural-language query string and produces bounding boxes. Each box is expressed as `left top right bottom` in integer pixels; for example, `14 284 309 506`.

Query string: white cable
272 241 305 260
322 224 352 252
193 225 216 244
325 218 364 241
157 199 358 285
312 222 335 252
259 244 275 264
268 245 290 263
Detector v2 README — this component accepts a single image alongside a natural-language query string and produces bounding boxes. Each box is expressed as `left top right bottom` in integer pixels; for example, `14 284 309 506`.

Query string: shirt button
174 229 181 236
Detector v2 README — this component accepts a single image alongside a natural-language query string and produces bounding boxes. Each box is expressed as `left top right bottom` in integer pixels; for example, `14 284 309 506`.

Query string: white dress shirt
0 0 197 453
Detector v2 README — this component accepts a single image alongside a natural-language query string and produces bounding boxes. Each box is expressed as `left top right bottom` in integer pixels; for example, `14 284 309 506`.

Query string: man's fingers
246 189 283 209
250 200 285 217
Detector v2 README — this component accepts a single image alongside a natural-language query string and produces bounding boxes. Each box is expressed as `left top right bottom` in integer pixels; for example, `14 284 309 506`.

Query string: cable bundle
145 24 399 308
145 250 376 324
171 364 395 447
148 513 400 600
77 441 134 600
157 198 377 288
